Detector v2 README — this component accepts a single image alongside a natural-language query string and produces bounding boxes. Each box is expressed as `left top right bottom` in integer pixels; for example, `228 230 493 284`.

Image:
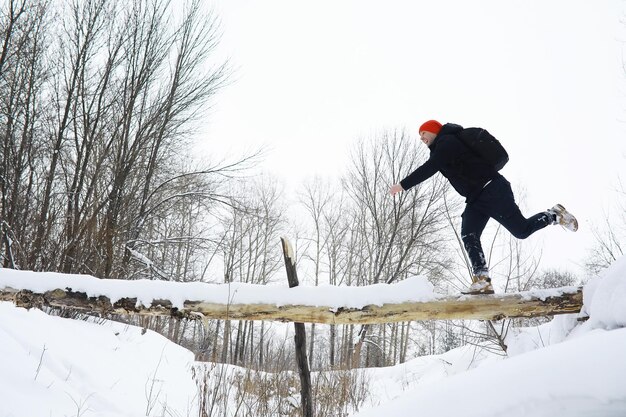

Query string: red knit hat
419 120 442 135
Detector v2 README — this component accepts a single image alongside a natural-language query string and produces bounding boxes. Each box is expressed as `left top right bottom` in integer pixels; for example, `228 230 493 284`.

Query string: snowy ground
0 303 198 417
0 256 625 416
356 255 626 417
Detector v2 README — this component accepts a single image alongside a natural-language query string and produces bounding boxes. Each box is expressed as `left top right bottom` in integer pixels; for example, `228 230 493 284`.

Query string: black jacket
400 123 501 202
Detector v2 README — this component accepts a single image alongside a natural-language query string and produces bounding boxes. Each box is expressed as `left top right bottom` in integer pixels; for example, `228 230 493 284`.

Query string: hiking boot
548 204 578 232
463 275 494 295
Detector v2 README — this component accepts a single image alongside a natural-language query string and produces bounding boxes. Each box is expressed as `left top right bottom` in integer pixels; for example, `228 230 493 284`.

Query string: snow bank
507 254 626 357
1 255 625 417
353 255 626 417
580 254 626 330
0 268 437 309
361 344 500 408
0 302 197 417
355 328 626 417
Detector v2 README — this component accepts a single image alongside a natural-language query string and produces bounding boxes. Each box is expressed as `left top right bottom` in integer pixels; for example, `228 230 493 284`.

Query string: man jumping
389 120 577 294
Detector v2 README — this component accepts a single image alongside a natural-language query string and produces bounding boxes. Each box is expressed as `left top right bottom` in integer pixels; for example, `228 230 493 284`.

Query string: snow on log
0 269 583 323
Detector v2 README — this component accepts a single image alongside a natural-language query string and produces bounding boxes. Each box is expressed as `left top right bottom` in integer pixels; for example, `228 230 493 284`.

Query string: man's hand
389 184 404 196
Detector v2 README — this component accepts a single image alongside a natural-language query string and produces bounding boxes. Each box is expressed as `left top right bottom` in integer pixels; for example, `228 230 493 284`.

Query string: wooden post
281 237 313 417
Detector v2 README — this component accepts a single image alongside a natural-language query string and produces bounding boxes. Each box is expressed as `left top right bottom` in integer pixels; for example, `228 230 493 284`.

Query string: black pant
461 176 553 275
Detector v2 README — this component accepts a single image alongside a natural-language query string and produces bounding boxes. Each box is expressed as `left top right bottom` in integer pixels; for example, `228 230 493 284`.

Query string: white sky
199 0 626 277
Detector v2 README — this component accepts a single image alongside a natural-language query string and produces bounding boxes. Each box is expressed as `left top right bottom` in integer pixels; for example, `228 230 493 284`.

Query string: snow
580 254 626 330
353 255 626 417
0 255 625 416
361 344 499 407
0 269 437 309
357 328 626 417
519 286 581 301
0 269 582 311
0 303 197 417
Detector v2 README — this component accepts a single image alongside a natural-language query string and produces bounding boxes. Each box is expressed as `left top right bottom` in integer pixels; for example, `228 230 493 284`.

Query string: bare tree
1 0 234 279
298 177 333 369
218 176 285 367
343 129 450 367
29 0 111 270
586 178 625 275
0 0 49 269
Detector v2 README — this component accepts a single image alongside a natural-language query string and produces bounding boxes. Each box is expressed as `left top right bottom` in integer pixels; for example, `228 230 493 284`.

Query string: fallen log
0 285 583 324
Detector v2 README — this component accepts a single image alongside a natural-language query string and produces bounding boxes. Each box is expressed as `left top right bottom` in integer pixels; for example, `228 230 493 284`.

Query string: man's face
420 131 437 147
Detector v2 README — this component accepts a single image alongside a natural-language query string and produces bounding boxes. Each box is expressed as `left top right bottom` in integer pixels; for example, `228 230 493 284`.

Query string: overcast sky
199 0 626 276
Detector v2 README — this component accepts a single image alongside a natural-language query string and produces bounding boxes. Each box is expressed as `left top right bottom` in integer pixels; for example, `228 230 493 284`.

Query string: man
389 120 577 294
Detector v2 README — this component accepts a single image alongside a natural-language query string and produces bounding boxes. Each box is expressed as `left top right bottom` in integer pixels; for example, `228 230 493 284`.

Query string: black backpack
456 127 509 171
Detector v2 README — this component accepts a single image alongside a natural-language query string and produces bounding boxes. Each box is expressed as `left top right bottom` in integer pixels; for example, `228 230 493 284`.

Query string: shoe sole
555 204 578 232
461 289 495 295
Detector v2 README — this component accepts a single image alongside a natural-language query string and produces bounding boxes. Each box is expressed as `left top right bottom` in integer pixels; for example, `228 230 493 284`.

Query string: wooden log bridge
0 285 583 324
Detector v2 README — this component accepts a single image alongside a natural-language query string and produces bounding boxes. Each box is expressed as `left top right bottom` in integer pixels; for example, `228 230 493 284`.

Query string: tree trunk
0 284 585 323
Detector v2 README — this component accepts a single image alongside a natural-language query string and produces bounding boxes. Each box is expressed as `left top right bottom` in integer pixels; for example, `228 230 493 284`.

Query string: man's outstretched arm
390 158 439 196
